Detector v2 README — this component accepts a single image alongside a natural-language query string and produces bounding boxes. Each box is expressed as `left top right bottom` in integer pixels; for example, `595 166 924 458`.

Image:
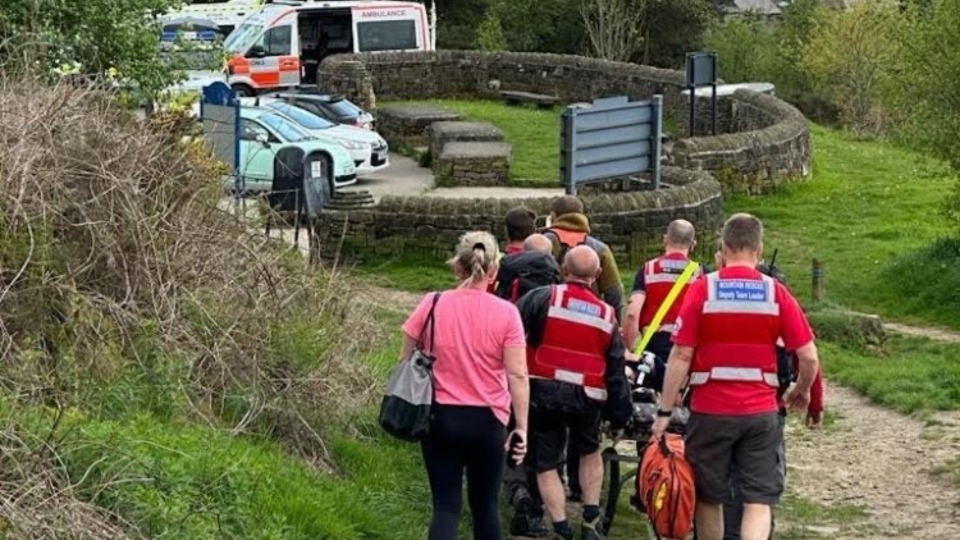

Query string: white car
247 98 389 175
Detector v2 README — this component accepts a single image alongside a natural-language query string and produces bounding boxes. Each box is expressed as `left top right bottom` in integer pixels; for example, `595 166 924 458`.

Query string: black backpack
759 263 795 399
495 252 563 303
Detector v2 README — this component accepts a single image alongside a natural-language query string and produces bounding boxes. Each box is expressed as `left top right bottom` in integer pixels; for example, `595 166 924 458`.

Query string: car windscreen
325 98 364 117
224 22 263 53
266 102 336 130
258 113 314 143
356 20 417 52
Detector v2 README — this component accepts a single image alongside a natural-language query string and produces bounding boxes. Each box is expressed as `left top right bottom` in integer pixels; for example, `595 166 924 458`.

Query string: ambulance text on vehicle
222 1 430 96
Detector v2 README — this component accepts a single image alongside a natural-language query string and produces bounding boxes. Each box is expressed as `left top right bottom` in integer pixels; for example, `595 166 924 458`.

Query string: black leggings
421 404 507 540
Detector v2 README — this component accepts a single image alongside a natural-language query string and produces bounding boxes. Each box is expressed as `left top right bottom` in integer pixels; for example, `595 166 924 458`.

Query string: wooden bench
500 90 558 110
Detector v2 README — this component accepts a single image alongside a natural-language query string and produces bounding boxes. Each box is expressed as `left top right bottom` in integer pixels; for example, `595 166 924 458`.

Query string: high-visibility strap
634 261 700 356
642 323 677 334
689 367 779 387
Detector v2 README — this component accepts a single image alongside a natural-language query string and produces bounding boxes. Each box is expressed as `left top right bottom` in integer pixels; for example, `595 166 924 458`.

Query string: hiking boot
510 499 549 538
581 515 606 540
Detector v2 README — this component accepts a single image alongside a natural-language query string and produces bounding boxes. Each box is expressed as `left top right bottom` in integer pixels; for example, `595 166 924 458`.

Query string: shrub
0 73 385 533
704 14 778 84
475 8 508 51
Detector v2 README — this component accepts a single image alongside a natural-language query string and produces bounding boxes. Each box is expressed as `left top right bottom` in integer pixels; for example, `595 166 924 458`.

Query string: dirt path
782 384 960 539
882 322 960 343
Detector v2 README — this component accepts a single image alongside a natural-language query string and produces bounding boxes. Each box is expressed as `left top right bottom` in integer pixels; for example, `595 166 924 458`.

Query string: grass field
381 99 562 186
728 124 959 329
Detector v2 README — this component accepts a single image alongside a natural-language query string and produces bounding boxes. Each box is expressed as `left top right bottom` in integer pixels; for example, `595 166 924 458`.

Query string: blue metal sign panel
200 81 240 177
686 52 718 88
560 95 664 194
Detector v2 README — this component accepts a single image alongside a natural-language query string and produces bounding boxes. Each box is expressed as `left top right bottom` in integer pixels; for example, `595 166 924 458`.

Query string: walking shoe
581 515 606 540
510 498 550 538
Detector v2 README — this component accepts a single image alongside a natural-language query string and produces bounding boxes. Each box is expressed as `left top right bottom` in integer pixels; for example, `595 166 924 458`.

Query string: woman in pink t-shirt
401 231 530 540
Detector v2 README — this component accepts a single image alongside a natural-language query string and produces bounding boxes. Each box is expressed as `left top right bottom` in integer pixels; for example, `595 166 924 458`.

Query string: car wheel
231 83 255 97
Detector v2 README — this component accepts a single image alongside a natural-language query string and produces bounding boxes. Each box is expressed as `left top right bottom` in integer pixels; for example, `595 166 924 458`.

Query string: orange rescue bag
636 433 697 539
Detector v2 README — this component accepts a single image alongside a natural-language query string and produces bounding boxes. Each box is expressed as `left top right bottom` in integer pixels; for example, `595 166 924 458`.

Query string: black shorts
685 411 784 505
526 406 601 473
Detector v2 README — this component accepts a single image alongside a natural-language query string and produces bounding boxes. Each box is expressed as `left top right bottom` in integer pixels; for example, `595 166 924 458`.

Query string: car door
238 119 276 192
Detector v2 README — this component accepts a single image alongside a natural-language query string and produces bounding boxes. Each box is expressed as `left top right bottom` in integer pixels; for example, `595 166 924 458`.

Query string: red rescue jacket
688 271 781 414
637 253 702 333
527 284 616 402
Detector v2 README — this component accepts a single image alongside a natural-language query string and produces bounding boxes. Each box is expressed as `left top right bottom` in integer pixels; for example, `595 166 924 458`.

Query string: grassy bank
728 124 958 328
819 336 960 413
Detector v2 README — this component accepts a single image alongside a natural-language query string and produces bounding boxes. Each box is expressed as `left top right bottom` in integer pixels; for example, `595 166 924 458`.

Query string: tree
891 0 960 171
773 0 827 99
581 0 645 62
800 0 901 134
704 14 778 83
495 0 585 54
636 0 717 68
0 0 190 101
475 8 508 51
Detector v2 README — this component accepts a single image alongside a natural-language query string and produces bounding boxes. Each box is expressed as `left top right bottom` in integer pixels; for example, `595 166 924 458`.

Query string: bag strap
417 292 442 353
634 262 699 356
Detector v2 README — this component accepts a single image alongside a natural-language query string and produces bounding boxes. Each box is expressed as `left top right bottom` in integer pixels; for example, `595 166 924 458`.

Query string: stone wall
315 167 724 269
319 50 687 112
321 51 812 193
675 83 776 137
668 90 811 194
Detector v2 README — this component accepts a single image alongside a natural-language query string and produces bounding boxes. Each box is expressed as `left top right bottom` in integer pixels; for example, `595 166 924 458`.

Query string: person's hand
805 410 824 430
625 350 639 363
652 416 670 439
783 386 811 413
505 429 527 465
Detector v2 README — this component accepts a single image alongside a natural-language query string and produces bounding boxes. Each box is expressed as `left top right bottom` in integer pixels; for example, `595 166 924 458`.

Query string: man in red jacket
654 213 821 540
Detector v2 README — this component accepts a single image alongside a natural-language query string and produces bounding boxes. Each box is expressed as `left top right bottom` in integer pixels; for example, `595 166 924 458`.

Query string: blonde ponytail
448 231 499 286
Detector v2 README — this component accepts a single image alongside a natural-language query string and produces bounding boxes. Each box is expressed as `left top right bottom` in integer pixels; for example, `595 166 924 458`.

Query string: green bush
475 8 508 51
805 308 886 348
705 14 779 84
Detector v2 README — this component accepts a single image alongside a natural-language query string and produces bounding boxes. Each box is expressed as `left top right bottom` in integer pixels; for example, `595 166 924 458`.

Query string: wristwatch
657 409 673 418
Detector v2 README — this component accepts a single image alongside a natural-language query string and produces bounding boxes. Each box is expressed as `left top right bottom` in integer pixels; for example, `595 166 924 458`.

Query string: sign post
559 95 664 195
684 51 719 137
200 81 241 199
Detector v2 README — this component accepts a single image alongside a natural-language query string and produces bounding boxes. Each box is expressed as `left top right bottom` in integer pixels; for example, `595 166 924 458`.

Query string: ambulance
222 1 431 96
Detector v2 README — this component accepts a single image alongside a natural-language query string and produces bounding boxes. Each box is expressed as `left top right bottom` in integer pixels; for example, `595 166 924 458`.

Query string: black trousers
421 404 507 540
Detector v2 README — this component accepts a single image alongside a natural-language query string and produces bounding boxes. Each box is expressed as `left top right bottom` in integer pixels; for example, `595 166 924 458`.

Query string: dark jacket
517 283 632 427
542 213 624 322
495 251 563 303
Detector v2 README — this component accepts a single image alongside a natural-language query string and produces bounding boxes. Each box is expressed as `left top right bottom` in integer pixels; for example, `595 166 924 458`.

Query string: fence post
812 258 824 302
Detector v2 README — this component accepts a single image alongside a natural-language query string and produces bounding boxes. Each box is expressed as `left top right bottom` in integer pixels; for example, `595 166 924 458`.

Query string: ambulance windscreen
224 22 263 53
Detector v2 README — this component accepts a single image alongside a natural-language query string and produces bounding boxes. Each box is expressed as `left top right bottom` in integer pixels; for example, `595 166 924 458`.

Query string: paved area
425 186 563 198
343 154 433 202
343 153 563 200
